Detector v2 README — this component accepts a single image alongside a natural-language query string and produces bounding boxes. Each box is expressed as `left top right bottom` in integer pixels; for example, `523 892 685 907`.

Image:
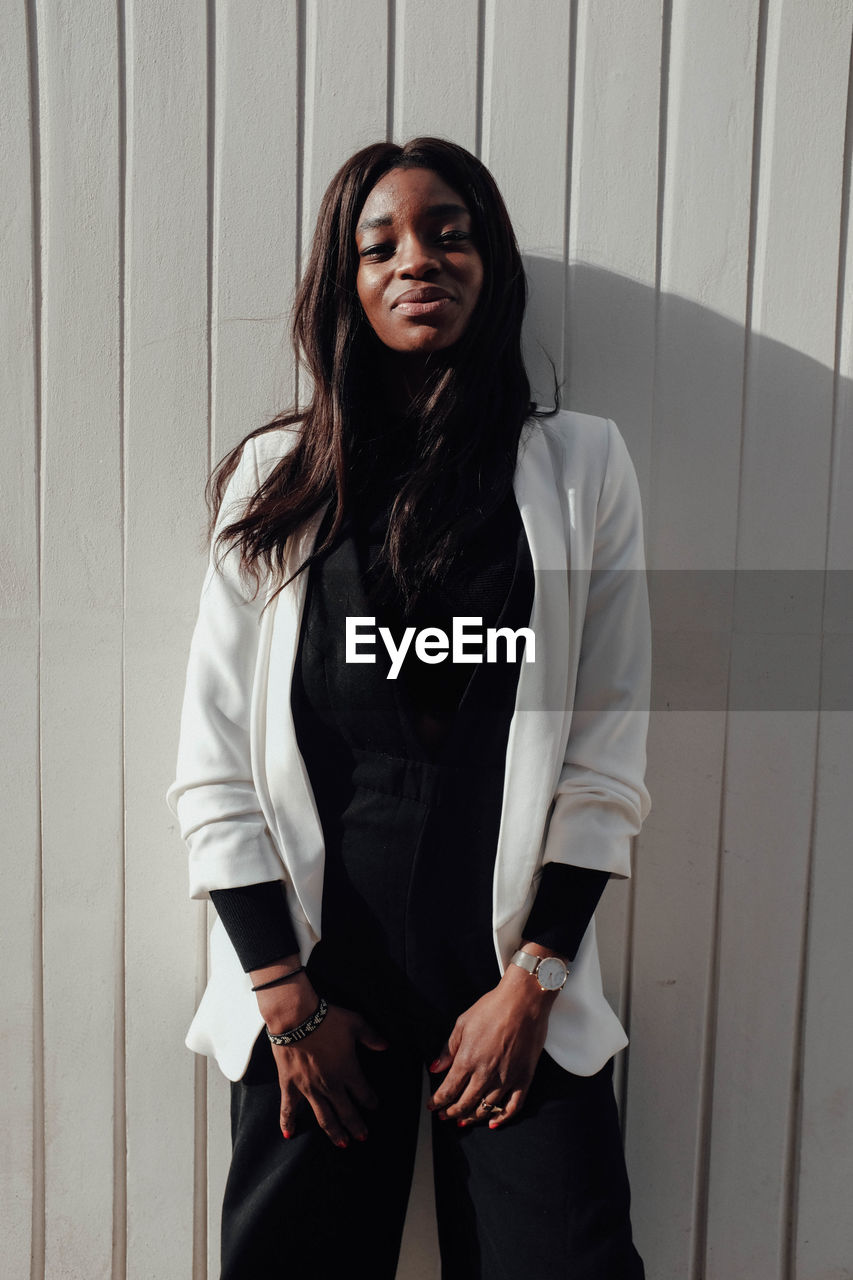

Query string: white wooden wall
3 2 852 1277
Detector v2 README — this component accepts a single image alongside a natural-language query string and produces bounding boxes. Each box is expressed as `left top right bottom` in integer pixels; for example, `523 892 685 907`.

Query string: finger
279 1080 299 1140
487 1086 526 1129
429 1064 471 1113
428 1043 453 1074
307 1092 350 1149
445 1077 492 1122
329 1088 369 1144
470 1089 508 1126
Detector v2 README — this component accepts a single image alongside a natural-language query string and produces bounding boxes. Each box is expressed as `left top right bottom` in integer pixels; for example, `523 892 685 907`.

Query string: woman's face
355 167 484 356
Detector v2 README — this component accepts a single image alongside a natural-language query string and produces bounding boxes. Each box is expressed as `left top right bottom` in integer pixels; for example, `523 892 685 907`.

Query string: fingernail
488 1120 501 1129
356 1133 368 1142
426 1101 436 1111
282 1130 293 1140
438 1110 449 1122
335 1139 348 1149
429 1059 441 1072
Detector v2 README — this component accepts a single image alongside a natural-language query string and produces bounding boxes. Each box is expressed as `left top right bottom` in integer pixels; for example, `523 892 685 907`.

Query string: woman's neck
375 349 435 414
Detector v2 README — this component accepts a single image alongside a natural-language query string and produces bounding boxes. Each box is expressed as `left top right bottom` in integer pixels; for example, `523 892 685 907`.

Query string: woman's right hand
255 971 389 1147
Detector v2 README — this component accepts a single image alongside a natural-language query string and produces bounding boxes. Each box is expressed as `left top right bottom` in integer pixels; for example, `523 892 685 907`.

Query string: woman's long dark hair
209 136 557 608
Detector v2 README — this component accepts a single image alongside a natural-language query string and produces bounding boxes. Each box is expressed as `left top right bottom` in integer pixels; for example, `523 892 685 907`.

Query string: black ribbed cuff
521 863 610 961
209 881 300 973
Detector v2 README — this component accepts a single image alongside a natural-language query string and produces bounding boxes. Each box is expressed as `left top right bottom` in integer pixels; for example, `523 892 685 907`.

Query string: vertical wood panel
206 1067 230 1280
564 0 663 1103
625 4 759 1277
122 2 208 1277
795 54 853 1267
708 712 820 1278
301 0 389 245
629 712 729 1277
204 9 304 1270
480 0 571 405
0 2 39 1274
392 0 480 149
650 0 757 572
705 2 852 1275
36 2 123 1276
794 717 853 1279
210 0 301 456
566 0 661 495
396 1074 441 1280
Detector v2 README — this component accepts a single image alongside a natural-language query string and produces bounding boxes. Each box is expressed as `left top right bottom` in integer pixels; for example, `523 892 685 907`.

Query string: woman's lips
394 297 453 316
392 287 454 316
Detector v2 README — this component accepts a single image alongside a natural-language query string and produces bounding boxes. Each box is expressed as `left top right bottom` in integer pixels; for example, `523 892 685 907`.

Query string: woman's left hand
426 953 561 1129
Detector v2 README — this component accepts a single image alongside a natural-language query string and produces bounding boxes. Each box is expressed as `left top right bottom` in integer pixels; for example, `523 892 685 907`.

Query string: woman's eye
360 243 394 259
439 230 469 244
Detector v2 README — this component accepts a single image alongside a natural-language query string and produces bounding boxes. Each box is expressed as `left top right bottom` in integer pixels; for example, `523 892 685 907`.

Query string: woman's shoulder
216 423 301 521
531 406 611 446
526 408 616 477
250 421 302 472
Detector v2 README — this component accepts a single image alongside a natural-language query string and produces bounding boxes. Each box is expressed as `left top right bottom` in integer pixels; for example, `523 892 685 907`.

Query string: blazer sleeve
540 418 651 879
166 435 289 899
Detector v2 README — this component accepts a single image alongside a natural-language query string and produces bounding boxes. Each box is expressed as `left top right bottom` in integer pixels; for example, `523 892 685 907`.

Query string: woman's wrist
500 942 565 1014
249 953 303 986
250 955 320 1035
256 973 320 1036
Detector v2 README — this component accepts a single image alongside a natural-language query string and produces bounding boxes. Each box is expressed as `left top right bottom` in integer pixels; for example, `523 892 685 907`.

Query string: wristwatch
510 948 570 992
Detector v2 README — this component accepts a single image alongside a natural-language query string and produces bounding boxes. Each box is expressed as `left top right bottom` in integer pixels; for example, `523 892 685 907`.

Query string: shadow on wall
520 256 852 715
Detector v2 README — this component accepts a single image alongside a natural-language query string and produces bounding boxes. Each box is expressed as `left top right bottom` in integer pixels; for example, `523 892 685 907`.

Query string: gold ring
479 1098 502 1113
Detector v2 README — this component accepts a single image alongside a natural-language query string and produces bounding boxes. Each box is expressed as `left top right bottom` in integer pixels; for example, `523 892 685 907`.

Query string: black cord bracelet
251 966 305 992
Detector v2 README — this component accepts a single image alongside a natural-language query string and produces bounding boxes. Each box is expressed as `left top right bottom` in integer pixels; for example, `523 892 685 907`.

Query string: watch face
536 956 568 990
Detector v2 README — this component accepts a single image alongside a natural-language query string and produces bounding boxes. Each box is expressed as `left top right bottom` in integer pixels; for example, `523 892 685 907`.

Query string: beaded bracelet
265 998 329 1047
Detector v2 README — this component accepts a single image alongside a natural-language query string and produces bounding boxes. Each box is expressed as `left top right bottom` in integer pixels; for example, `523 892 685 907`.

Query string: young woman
168 137 650 1279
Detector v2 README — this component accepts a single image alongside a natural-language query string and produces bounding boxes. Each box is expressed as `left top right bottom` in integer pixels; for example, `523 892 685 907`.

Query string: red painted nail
335 1139 348 1149
488 1120 501 1130
429 1059 442 1072
282 1130 293 1140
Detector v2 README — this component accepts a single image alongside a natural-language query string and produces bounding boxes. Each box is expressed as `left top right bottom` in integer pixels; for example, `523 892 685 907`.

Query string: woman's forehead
356 167 470 231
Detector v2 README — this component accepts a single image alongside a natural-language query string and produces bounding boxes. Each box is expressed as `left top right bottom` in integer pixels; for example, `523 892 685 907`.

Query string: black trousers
221 1032 644 1280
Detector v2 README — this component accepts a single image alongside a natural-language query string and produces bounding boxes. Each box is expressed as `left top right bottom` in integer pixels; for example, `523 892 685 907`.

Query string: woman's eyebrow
356 202 470 233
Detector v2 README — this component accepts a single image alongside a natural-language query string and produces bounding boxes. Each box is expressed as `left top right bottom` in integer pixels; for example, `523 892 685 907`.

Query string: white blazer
167 410 651 1082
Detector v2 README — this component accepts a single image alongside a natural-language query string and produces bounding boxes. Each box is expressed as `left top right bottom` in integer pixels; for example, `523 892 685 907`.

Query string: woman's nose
397 234 440 277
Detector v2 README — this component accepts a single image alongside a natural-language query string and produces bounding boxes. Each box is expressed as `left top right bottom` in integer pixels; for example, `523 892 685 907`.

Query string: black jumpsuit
220 470 644 1280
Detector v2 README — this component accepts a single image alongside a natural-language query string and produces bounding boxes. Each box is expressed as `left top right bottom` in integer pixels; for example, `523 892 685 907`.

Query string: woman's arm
167 437 385 1144
166 436 288 896
428 419 651 1126
539 417 651 880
